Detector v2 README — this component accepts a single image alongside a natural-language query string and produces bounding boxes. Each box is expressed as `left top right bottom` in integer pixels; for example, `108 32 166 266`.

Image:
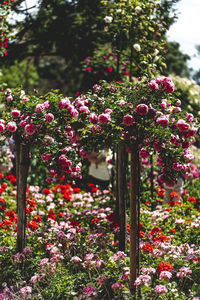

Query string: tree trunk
118 143 127 252
16 143 30 252
129 142 139 295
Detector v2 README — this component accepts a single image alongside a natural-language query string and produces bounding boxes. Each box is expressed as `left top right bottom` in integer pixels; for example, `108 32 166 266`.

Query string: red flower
27 220 39 231
70 220 80 227
193 257 200 262
73 187 81 194
188 196 197 204
57 212 64 218
88 183 95 188
150 227 162 235
91 218 99 224
153 234 169 242
158 262 173 273
91 187 99 193
139 231 145 237
0 198 5 203
85 67 92 72
107 67 113 73
157 191 164 197
32 216 42 223
123 71 130 76
142 243 154 253
127 224 130 233
170 192 180 199
170 229 176 234
43 188 50 194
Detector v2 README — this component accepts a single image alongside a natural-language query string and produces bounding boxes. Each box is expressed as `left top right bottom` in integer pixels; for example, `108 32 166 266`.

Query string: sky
167 0 200 71
19 0 200 72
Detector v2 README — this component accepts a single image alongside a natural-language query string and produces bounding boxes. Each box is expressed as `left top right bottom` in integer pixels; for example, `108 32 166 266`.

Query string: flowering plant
74 76 199 187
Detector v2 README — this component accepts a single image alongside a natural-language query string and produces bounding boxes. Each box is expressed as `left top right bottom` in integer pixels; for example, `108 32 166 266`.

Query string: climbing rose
123 114 135 126
45 113 54 122
11 109 20 117
98 113 110 125
177 119 189 132
25 124 36 135
139 148 149 158
156 116 169 127
7 121 17 132
136 104 148 116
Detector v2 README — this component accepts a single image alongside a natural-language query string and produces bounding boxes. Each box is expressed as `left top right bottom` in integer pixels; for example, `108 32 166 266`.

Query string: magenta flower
136 104 148 116
156 116 169 127
177 119 189 132
35 103 44 113
11 109 20 117
83 286 97 296
154 284 168 293
98 113 110 125
148 80 159 90
89 113 98 124
25 123 36 135
45 113 54 122
111 282 125 290
139 148 149 158
7 121 17 132
0 122 5 132
123 114 135 126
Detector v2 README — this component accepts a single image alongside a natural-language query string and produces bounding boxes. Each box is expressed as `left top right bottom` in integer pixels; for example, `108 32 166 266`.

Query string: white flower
135 6 142 13
104 16 113 23
133 44 141 52
154 48 159 56
116 9 122 13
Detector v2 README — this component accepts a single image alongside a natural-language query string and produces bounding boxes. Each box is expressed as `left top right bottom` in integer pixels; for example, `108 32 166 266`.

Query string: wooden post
129 142 139 295
117 143 127 252
16 142 29 252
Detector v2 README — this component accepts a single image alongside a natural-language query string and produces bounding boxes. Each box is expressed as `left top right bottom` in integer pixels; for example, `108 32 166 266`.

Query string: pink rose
148 80 159 90
139 148 149 158
177 119 189 132
89 113 98 124
123 114 135 126
11 109 20 117
162 77 175 93
79 105 90 114
41 153 51 161
153 141 162 151
156 116 169 127
136 104 148 116
25 123 36 135
59 97 70 108
98 113 110 125
0 123 5 132
45 113 54 122
186 113 194 122
7 121 17 132
36 104 44 113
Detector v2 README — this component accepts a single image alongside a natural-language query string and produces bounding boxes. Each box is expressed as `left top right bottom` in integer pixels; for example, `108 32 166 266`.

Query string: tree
163 41 191 77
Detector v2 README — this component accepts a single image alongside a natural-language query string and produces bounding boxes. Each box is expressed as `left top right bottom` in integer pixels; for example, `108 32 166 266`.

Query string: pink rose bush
0 88 82 181
74 77 199 188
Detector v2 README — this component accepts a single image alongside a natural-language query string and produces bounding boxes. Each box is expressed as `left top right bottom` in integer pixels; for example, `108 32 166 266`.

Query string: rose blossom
0 122 5 132
89 113 98 124
98 113 110 125
123 114 135 126
7 121 17 132
156 116 169 127
148 80 159 90
177 119 189 132
83 286 97 296
11 109 20 117
139 148 149 158
136 104 148 116
35 103 44 113
25 123 36 135
104 16 113 23
45 113 54 122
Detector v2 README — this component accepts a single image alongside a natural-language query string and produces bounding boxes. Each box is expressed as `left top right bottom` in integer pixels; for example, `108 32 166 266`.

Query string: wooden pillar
16 143 29 252
129 142 139 295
